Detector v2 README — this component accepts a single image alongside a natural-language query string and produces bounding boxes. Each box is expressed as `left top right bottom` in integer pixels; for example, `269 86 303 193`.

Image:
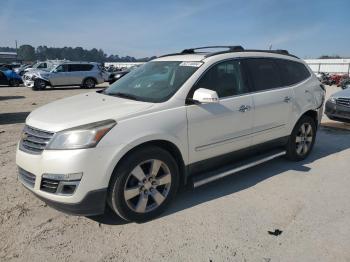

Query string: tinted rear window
244 58 282 91
276 59 311 86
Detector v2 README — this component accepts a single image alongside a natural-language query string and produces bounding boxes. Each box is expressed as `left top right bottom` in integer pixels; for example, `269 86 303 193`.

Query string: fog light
40 172 83 195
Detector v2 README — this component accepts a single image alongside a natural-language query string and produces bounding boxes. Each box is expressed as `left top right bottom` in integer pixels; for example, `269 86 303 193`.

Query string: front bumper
325 101 350 122
16 144 119 216
26 186 107 216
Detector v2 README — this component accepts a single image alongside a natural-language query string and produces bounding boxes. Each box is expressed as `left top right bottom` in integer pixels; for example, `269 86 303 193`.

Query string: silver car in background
23 62 104 90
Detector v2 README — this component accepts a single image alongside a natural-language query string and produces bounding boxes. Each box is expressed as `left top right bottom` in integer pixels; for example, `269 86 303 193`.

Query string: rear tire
107 146 180 222
82 78 96 89
286 115 316 161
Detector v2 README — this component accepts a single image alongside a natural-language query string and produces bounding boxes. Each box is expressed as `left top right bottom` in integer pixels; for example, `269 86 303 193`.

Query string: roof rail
181 46 244 54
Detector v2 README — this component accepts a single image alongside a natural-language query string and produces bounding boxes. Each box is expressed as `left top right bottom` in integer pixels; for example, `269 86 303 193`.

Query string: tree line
0 45 156 63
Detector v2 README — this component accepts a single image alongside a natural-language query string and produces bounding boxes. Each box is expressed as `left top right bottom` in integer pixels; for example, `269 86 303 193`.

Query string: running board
192 150 286 188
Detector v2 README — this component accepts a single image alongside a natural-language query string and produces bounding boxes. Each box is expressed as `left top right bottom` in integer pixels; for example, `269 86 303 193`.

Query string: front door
50 64 69 86
187 59 254 164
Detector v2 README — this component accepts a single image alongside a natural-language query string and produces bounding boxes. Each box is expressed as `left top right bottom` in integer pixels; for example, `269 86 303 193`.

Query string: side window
194 60 247 98
38 63 47 69
81 64 93 71
245 58 282 91
68 64 81 72
276 59 311 86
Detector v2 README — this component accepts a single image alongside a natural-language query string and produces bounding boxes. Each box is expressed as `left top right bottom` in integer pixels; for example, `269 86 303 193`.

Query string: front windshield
104 61 201 103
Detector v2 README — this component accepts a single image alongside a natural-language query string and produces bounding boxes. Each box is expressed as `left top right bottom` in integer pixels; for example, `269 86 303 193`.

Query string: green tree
18 45 36 61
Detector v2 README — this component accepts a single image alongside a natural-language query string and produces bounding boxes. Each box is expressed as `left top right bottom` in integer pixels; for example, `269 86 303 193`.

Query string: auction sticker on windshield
179 62 203 67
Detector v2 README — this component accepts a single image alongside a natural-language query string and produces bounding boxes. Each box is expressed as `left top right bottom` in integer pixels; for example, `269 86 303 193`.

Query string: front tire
33 79 47 90
107 146 179 222
286 115 316 161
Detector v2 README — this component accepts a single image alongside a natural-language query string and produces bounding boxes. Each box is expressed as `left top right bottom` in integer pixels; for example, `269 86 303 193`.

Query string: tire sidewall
108 146 180 222
287 116 316 161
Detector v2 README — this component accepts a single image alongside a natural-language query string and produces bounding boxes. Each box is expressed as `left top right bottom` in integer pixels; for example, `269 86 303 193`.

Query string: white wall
304 59 350 74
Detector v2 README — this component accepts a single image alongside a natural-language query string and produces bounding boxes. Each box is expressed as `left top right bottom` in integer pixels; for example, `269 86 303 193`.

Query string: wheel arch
107 139 187 190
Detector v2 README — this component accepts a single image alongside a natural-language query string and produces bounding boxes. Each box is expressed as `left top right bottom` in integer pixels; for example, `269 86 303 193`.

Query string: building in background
304 59 350 74
0 52 21 64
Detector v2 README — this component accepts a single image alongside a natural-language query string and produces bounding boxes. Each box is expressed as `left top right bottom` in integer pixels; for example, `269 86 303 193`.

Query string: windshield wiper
108 92 139 101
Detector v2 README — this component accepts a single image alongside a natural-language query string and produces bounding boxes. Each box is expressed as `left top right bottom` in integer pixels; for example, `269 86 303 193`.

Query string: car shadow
88 126 350 225
0 112 30 125
0 95 25 101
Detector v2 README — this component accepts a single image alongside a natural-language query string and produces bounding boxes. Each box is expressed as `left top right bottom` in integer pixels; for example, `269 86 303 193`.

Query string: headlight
329 96 337 104
114 74 121 79
47 119 116 150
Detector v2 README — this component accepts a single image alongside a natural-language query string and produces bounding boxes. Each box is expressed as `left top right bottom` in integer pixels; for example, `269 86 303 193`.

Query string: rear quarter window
276 59 311 86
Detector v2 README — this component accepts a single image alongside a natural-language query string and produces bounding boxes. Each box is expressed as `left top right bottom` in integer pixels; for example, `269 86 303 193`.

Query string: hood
26 91 154 132
332 88 350 98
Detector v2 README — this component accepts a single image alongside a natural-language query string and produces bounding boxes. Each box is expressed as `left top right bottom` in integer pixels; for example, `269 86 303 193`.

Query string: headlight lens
329 96 337 104
47 120 116 150
114 74 121 79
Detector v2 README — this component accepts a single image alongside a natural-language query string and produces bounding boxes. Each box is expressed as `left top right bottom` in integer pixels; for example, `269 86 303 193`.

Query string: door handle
239 105 251 112
284 96 292 103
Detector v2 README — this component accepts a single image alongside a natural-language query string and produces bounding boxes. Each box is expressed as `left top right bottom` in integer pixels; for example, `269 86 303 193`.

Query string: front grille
19 125 55 154
18 167 36 188
336 97 350 108
40 178 59 193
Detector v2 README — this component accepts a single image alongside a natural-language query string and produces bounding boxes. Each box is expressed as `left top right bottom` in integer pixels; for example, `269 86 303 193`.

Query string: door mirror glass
192 88 219 103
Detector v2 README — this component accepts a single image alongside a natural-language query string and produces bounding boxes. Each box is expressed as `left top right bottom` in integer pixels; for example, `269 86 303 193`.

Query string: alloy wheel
123 159 172 213
295 123 313 156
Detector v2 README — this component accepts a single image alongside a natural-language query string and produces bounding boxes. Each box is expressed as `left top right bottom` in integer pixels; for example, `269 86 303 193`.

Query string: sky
0 0 349 58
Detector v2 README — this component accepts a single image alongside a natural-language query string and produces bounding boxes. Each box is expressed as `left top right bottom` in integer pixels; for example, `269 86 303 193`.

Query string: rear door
187 59 254 164
243 58 293 145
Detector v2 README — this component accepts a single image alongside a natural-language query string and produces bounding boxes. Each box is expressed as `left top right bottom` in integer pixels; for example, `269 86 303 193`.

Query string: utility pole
15 40 18 62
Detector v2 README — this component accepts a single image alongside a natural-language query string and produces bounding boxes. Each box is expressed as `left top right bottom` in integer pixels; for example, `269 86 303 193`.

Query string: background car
325 88 350 123
0 66 23 86
23 61 104 90
108 65 140 84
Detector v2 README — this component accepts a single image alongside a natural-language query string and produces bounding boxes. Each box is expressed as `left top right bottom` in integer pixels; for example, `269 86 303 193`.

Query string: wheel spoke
300 124 306 134
306 136 313 143
156 173 171 186
135 193 148 213
306 124 312 135
131 165 146 181
296 144 303 154
303 144 309 154
124 186 141 200
296 136 302 143
150 160 162 177
151 189 165 205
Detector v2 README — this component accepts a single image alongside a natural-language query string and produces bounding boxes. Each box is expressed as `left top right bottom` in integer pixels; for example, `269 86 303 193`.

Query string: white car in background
16 46 325 222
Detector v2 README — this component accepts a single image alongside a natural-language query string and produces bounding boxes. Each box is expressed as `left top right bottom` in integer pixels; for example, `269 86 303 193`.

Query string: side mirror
192 88 219 104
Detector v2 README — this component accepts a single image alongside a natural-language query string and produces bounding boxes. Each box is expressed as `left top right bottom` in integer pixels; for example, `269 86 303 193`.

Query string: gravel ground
1 84 350 262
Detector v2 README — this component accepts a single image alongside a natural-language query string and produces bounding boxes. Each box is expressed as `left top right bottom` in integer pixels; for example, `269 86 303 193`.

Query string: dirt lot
1 85 350 262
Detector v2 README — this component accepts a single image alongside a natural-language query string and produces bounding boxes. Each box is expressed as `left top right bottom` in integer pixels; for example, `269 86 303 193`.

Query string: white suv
16 46 325 222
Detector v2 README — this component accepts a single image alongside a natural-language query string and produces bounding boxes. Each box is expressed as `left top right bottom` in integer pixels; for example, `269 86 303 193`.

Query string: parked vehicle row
23 61 104 90
316 72 350 89
16 46 325 222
